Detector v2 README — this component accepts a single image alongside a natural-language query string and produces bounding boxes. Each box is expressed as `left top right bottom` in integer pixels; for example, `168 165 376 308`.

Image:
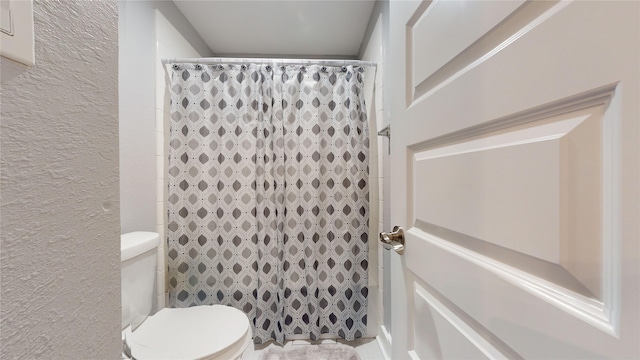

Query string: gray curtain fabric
166 63 369 344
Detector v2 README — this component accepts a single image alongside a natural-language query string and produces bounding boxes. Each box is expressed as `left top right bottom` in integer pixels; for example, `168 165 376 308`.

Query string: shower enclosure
163 59 375 344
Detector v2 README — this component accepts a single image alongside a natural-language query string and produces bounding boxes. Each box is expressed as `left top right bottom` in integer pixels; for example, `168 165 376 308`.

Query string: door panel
411 282 520 360
409 0 525 89
389 0 639 359
412 107 602 267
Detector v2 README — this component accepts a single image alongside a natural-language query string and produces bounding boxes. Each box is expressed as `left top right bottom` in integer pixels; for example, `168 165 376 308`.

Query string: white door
386 1 639 359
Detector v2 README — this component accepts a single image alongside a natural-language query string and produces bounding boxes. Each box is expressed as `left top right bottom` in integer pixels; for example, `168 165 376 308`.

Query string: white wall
154 10 206 309
119 0 213 234
359 2 392 357
0 0 120 358
360 5 387 342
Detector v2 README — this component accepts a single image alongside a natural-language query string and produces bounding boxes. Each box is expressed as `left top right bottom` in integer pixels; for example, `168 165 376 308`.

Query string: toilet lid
127 305 251 360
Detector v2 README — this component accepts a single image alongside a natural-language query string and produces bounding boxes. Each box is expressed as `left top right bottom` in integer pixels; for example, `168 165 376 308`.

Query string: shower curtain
166 63 369 344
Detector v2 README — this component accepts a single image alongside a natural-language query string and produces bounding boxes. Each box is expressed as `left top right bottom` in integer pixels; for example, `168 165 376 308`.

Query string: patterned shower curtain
166 63 369 344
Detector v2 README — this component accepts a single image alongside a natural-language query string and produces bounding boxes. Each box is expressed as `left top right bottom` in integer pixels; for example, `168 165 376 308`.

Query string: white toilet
121 232 252 360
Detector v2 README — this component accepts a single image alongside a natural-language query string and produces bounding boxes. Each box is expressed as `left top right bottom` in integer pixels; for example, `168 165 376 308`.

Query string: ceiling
172 0 377 58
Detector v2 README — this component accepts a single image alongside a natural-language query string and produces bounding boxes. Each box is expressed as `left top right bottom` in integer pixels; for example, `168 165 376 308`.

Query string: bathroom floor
243 337 385 360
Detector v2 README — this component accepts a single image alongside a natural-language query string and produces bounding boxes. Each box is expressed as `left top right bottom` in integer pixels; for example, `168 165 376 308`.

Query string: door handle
379 226 405 254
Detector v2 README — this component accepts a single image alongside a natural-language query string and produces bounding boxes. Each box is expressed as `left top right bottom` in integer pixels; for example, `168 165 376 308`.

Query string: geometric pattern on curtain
166 63 369 344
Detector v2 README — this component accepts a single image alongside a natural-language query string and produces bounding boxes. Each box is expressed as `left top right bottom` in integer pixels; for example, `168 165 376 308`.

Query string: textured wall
119 0 213 234
0 1 121 358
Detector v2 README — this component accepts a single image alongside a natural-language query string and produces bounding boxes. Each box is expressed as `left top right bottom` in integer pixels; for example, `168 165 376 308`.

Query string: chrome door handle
380 226 405 254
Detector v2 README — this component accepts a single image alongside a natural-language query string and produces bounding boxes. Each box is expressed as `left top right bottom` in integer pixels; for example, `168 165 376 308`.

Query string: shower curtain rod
161 57 377 68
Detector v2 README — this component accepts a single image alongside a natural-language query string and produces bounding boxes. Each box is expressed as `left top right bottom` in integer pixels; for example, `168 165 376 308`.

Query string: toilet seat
126 305 252 360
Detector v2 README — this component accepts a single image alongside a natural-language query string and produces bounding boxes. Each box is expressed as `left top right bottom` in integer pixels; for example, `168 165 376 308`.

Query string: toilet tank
121 232 160 331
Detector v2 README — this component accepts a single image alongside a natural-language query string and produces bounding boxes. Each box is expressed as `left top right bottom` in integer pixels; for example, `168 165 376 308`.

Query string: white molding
376 325 392 360
409 83 616 152
380 324 392 345
376 335 392 360
413 113 589 161
408 227 616 337
409 1 572 106
412 283 512 360
408 350 421 360
600 84 622 337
